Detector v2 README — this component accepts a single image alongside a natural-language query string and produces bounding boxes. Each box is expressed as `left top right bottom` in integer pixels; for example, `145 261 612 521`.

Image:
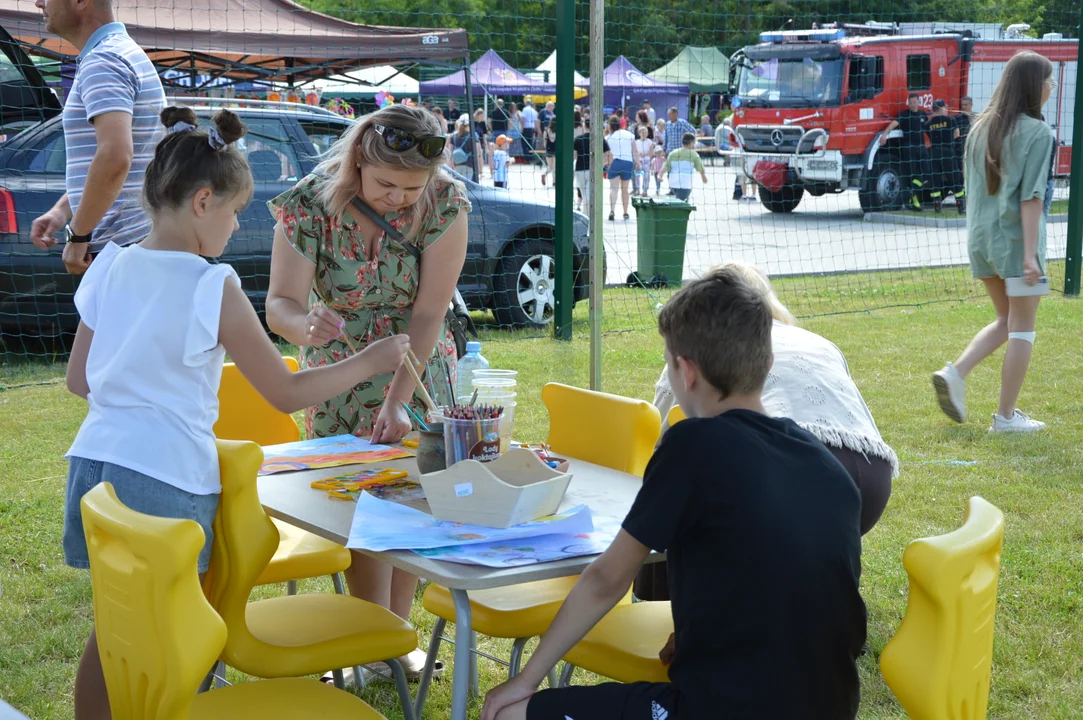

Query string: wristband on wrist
66 225 92 244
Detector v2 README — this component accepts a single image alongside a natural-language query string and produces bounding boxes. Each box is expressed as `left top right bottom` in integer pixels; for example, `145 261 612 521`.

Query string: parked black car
0 98 592 336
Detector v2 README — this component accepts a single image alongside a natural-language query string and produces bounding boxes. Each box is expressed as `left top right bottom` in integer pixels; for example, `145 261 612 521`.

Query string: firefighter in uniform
884 93 931 210
926 99 964 214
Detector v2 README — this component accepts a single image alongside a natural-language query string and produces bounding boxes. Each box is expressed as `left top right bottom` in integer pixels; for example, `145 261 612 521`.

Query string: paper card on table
346 491 594 551
259 435 414 475
412 514 624 567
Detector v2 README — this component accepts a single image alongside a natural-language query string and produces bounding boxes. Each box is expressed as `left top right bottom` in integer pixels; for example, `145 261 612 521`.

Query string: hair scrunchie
207 126 228 151
167 121 198 135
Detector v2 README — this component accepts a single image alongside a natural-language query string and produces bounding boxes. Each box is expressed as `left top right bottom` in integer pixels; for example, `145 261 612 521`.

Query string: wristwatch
66 225 92 244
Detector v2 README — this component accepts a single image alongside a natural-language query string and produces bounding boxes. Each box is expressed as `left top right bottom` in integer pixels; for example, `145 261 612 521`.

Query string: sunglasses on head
373 124 447 158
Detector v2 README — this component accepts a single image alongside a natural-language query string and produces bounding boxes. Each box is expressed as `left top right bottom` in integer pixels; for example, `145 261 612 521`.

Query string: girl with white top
63 107 409 719
639 263 897 603
606 116 636 221
633 125 654 197
653 262 897 535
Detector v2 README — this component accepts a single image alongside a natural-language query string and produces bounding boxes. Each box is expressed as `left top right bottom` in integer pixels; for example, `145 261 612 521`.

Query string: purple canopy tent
419 49 556 96
603 56 689 119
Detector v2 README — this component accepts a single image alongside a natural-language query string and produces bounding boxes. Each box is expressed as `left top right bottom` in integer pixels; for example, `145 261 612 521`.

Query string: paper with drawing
346 491 594 551
413 513 623 567
259 435 414 475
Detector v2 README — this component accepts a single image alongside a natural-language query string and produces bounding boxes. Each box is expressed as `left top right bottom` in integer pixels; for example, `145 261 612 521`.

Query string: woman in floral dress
266 104 469 673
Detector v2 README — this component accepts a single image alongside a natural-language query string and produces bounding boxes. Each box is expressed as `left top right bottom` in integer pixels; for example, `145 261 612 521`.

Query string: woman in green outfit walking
265 104 470 672
932 52 1055 433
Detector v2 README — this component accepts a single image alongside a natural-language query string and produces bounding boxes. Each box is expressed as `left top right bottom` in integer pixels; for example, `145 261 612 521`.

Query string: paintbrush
401 403 430 432
401 350 438 413
312 288 358 354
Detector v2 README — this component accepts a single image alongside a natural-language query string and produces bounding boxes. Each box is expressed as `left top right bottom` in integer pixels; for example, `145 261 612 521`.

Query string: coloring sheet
346 491 594 551
412 513 624 567
259 435 414 475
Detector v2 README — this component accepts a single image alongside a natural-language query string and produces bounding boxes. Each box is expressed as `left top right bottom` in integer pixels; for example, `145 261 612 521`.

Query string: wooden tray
418 448 573 528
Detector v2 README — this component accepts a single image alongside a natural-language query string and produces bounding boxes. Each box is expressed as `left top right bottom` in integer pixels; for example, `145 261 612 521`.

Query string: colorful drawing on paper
346 491 594 552
259 435 414 475
413 514 624 567
311 468 423 503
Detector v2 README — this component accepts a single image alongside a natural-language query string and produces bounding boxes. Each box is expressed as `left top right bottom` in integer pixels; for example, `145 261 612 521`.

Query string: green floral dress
268 174 471 438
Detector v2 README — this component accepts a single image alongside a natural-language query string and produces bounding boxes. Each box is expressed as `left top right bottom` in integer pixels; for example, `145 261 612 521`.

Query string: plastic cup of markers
441 413 504 466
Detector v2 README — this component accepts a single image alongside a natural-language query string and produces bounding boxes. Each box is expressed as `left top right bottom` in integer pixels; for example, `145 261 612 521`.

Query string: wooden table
258 453 660 720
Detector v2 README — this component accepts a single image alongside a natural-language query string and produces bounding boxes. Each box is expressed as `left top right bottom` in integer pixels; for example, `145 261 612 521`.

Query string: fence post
553 0 575 340
588 0 604 390
1065 12 1083 296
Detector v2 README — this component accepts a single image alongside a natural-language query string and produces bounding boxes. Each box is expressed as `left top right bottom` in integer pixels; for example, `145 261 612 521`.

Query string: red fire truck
727 22 1078 213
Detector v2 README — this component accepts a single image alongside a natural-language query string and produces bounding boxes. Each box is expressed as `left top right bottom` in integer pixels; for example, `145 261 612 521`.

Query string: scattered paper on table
346 491 594 551
412 514 624 567
259 435 414 475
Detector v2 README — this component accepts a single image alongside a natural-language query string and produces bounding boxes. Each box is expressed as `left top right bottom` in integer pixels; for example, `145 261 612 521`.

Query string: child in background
63 107 410 718
663 132 708 201
651 142 666 195
492 134 511 188
481 266 866 720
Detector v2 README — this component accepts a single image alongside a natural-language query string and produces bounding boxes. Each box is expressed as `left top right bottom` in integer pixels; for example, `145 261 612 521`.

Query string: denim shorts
63 457 219 572
609 159 634 181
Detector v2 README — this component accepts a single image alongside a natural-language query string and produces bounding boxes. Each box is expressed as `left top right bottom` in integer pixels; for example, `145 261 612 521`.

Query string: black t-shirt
573 133 609 172
956 112 971 141
896 108 928 153
925 114 956 157
490 107 509 133
622 411 866 718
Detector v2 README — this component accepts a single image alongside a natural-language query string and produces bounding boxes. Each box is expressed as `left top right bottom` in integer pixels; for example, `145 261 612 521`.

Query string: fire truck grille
737 126 805 153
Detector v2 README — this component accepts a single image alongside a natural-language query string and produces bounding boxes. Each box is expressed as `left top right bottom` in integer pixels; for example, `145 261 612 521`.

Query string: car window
27 130 66 174
296 119 349 159
213 116 301 183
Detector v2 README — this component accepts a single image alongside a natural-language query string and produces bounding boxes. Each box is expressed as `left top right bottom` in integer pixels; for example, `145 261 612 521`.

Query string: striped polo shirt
64 22 165 252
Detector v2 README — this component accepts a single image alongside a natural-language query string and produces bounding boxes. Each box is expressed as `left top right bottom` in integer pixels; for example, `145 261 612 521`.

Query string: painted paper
346 491 594 551
259 435 414 475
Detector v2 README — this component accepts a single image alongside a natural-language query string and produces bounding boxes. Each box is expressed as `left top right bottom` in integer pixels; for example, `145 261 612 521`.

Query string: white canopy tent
535 50 588 86
307 65 419 97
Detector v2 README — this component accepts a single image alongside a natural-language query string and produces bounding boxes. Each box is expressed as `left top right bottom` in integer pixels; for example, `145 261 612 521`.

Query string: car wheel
494 238 556 329
860 153 903 212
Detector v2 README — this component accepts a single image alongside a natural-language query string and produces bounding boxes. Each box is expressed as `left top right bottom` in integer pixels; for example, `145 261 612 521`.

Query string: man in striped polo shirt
30 0 165 275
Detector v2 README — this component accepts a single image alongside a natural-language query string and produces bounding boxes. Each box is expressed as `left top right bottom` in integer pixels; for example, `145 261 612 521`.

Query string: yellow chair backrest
667 405 685 427
81 482 226 720
203 439 283 670
541 383 661 476
880 496 1006 720
214 357 301 445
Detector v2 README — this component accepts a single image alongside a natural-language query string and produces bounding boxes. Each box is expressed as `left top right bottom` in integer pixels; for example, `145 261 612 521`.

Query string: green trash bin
630 196 695 288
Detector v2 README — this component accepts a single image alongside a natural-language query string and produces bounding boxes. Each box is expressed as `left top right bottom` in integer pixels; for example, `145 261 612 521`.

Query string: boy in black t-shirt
481 267 867 720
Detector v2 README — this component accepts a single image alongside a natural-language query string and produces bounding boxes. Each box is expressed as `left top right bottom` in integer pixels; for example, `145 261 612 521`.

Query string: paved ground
487 161 1070 285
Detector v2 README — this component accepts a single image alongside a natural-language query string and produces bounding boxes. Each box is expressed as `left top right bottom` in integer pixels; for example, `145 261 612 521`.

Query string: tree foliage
302 0 1079 77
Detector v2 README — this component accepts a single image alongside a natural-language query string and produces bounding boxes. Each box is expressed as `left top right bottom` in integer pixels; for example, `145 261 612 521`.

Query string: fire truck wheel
759 185 804 213
860 154 904 212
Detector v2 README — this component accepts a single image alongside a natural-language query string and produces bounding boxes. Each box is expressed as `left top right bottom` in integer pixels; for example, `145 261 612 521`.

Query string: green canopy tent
648 46 731 93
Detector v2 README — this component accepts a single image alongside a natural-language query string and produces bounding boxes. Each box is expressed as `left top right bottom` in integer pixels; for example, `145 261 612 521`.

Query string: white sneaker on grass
932 363 967 423
989 410 1045 433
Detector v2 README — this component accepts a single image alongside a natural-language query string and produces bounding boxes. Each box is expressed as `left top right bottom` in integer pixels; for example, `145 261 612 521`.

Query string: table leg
450 589 473 720
469 629 479 697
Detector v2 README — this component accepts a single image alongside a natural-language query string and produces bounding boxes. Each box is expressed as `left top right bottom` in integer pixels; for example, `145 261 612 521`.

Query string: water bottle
455 341 489 404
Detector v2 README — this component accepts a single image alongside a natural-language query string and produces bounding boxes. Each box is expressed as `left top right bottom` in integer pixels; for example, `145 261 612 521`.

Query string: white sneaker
932 363 967 423
989 410 1046 433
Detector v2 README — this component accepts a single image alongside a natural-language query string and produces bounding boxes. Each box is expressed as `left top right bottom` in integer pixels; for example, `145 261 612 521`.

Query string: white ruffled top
655 320 899 477
67 242 239 494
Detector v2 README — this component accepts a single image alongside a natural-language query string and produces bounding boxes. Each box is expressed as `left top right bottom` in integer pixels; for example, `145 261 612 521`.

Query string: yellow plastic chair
416 384 659 714
202 440 420 720
880 496 1005 720
560 600 674 686
80 481 381 719
215 359 352 596
667 404 686 427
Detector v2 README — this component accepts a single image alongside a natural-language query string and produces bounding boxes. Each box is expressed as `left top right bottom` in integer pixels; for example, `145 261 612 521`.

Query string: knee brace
1008 331 1036 344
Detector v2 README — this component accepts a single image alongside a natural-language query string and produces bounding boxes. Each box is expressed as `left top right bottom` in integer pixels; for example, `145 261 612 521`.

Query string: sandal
321 650 444 685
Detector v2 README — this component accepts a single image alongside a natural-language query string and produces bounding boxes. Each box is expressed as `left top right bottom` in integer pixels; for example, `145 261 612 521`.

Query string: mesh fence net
0 0 1078 380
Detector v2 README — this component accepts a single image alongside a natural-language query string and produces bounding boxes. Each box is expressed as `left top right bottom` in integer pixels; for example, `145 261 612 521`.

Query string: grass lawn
2 282 1083 718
